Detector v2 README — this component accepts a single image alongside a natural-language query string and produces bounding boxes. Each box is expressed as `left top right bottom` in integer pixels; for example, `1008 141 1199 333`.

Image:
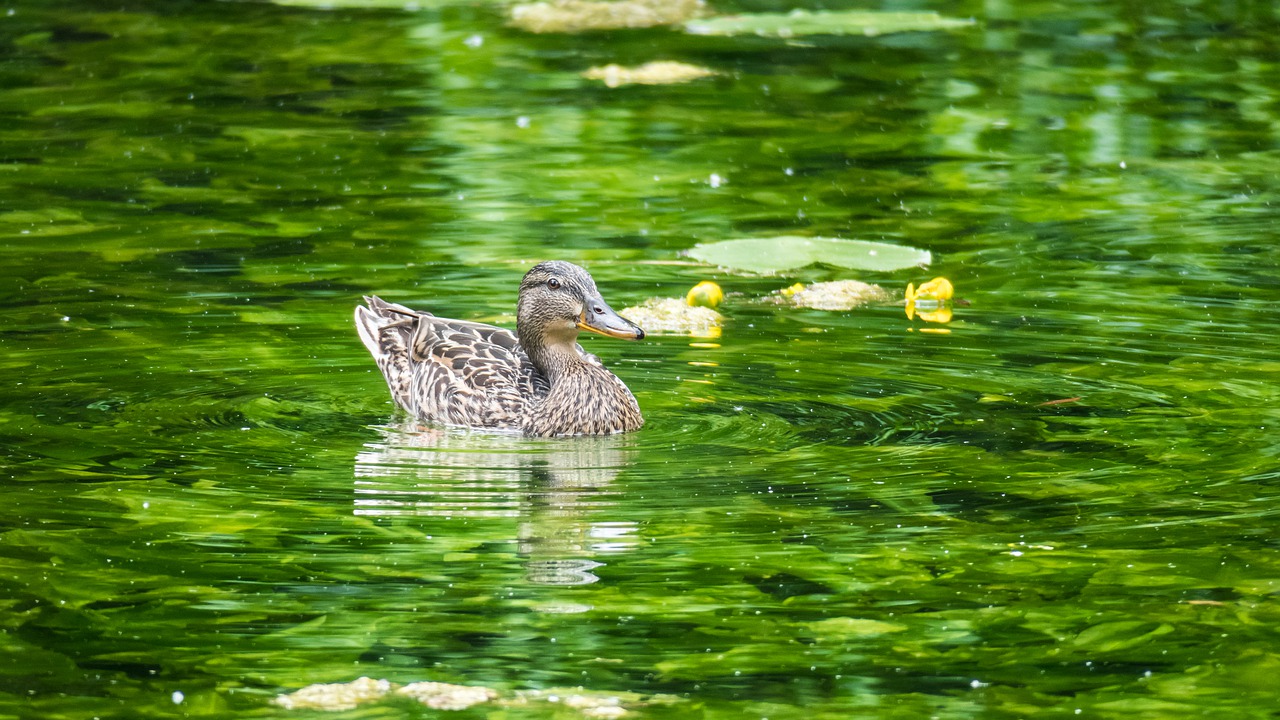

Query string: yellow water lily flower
905 276 955 323
913 277 954 301
685 281 724 308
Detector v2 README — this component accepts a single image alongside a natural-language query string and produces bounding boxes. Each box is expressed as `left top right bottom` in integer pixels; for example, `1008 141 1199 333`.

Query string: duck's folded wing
355 296 421 404
408 316 549 427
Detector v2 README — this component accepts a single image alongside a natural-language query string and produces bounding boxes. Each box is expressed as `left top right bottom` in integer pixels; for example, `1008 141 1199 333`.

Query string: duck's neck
521 325 586 384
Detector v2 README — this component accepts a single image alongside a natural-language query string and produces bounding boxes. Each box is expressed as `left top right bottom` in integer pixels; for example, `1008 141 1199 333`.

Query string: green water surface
2 0 1279 718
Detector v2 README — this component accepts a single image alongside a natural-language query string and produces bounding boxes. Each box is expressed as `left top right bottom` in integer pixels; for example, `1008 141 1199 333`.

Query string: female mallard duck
354 261 645 437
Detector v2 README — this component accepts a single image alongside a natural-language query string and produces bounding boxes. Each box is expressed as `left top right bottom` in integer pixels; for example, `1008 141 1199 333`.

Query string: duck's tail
354 296 421 411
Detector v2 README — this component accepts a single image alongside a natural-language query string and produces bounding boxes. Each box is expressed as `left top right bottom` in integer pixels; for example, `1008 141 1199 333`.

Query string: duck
354 261 646 437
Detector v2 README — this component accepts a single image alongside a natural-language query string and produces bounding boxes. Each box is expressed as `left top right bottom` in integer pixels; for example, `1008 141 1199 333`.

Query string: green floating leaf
685 10 975 38
686 236 931 274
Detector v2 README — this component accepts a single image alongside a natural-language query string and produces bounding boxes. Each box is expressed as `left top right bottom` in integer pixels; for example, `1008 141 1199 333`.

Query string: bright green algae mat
2 0 1280 717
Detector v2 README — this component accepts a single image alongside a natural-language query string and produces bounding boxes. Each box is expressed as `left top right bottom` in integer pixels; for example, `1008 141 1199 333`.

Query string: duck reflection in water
353 422 637 586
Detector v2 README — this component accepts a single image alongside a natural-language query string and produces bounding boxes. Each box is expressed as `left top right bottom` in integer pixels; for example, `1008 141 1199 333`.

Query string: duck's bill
578 303 646 340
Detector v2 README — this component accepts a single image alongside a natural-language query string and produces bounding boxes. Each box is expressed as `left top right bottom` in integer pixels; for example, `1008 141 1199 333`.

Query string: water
2 0 1279 717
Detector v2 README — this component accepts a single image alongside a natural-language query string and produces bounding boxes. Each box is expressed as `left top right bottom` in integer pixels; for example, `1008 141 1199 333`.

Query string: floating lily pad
685 10 974 37
687 237 930 274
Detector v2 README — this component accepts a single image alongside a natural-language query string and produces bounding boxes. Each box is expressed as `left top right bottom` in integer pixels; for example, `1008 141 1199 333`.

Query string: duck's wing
355 296 421 406
355 296 547 428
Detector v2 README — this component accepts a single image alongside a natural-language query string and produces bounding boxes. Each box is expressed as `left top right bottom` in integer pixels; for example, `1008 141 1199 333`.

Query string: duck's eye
547 277 561 290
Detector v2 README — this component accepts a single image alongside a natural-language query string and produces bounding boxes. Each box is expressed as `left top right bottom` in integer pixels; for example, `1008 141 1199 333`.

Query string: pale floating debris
621 297 721 338
274 676 684 715
771 280 891 311
560 692 628 717
582 61 717 88
273 677 392 711
397 681 498 710
510 687 680 715
685 10 974 38
511 0 703 33
573 701 628 718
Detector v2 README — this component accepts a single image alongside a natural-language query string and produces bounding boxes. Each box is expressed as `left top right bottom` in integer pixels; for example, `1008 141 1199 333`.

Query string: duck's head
517 261 645 351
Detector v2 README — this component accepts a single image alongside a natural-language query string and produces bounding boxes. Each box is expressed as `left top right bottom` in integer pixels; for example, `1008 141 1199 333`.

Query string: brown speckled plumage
354 261 645 437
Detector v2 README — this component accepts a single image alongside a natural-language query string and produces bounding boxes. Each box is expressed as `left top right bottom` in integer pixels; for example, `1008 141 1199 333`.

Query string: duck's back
355 296 548 429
